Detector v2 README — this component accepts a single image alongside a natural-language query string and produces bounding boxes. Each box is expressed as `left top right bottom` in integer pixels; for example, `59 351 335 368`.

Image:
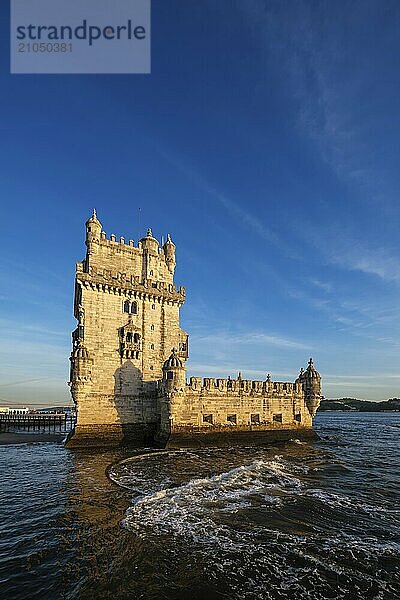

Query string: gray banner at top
10 0 151 74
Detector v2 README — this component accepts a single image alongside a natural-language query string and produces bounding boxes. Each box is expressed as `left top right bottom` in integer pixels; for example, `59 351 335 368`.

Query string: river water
0 412 399 599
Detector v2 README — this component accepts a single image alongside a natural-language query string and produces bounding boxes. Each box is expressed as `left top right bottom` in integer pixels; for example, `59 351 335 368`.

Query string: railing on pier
0 413 76 434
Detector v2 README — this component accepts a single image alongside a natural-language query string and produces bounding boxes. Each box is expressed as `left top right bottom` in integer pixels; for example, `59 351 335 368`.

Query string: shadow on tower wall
112 360 160 447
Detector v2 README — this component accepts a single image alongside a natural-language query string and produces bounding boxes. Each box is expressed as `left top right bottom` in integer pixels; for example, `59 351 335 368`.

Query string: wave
110 448 400 598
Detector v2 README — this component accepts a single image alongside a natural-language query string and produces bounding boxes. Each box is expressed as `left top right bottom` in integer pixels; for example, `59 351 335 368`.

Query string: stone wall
157 375 313 447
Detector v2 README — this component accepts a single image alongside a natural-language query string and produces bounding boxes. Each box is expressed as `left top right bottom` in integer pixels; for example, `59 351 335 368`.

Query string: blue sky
1 0 400 405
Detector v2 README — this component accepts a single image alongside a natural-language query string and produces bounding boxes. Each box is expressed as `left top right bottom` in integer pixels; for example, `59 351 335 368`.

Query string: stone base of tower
162 424 319 449
65 422 158 449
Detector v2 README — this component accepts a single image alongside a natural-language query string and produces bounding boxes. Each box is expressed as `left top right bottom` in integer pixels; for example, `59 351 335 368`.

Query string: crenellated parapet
83 210 179 288
185 375 304 397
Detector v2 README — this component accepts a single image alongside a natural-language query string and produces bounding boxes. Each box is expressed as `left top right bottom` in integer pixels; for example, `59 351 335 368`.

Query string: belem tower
66 211 322 448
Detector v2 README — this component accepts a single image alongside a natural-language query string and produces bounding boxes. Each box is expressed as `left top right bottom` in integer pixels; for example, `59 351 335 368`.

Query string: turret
85 209 102 269
85 209 102 247
140 228 159 255
162 348 186 392
69 340 93 386
297 358 321 417
163 233 176 274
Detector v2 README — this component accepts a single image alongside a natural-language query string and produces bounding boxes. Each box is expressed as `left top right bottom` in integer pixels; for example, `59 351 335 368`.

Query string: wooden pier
0 413 75 434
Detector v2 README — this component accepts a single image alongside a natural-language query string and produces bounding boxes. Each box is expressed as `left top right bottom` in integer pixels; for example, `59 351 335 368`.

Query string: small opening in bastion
227 414 237 425
203 414 213 424
273 414 283 423
251 414 260 424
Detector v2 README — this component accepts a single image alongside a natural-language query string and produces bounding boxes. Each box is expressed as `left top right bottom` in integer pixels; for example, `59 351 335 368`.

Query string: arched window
150 270 153 276
150 343 154 350
131 301 138 314
123 300 130 313
167 371 173 380
134 333 140 343
126 333 132 343
150 325 154 331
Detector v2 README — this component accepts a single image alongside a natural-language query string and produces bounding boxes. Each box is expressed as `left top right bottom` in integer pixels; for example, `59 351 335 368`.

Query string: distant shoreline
318 398 400 413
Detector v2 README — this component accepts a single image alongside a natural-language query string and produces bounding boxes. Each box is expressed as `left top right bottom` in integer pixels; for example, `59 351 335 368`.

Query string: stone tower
67 211 188 447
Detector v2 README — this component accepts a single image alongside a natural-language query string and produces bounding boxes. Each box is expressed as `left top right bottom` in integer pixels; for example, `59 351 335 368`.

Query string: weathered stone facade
156 351 321 448
66 211 321 448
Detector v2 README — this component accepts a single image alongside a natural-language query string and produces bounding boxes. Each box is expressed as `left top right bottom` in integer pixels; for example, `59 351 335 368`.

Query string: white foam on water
114 452 400 599
122 457 303 543
304 487 400 520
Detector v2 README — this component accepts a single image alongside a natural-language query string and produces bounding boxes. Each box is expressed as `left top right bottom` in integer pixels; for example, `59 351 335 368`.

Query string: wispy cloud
323 373 400 401
329 243 400 284
0 318 67 339
307 278 332 293
248 0 394 210
150 141 289 249
194 329 309 351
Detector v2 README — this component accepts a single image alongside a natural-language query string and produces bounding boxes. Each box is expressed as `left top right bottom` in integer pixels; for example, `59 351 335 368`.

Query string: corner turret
163 234 176 274
140 228 159 255
85 209 102 267
162 348 186 392
86 209 102 245
69 340 93 388
297 358 321 417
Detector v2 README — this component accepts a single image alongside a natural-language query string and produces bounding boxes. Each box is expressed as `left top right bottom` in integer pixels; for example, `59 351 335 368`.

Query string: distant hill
318 398 400 412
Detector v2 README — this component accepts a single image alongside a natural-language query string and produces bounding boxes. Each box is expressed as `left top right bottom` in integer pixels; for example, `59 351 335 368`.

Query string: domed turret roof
163 348 183 369
86 208 101 227
139 228 159 248
304 358 320 379
163 233 175 247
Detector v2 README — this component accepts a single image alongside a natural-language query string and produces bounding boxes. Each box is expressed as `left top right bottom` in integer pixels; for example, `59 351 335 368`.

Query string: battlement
76 263 185 293
82 211 179 290
185 375 303 396
95 231 175 254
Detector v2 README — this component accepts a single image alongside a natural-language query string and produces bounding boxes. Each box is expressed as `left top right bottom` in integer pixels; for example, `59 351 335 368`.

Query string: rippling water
0 412 399 599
